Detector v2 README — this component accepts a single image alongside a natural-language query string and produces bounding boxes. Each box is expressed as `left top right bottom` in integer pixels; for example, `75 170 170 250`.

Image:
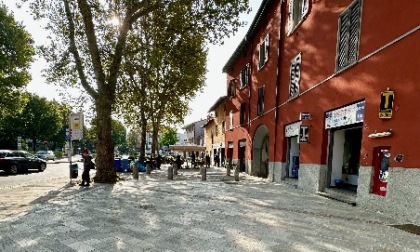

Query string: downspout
272 0 285 182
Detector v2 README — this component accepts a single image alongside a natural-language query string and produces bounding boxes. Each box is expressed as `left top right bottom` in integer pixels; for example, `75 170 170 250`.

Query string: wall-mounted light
368 129 392 138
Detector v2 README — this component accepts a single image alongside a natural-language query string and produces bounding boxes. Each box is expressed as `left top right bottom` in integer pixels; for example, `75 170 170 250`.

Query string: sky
2 1 261 129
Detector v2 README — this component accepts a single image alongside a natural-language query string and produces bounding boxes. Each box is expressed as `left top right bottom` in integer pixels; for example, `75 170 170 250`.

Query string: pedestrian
176 155 182 169
156 154 162 170
191 152 196 168
214 155 220 167
80 148 91 187
205 154 210 168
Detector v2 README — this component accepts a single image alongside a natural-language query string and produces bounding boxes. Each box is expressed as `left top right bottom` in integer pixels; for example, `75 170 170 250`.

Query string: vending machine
372 146 391 196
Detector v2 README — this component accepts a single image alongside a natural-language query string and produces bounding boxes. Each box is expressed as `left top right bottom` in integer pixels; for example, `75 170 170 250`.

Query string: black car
0 150 47 174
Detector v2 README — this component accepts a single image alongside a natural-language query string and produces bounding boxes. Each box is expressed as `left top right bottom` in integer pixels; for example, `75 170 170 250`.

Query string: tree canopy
0 4 35 112
22 0 249 183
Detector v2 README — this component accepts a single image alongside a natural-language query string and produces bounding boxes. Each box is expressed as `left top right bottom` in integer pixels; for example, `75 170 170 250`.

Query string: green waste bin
70 163 78 178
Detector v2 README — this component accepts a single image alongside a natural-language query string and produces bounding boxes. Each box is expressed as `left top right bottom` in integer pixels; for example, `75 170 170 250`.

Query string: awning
169 144 206 152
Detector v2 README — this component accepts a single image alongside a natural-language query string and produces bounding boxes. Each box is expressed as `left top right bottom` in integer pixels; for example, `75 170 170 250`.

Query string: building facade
183 119 207 146
224 0 420 224
203 96 227 166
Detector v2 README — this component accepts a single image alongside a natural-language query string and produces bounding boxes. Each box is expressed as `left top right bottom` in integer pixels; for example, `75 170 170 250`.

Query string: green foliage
160 127 178 147
0 93 63 149
21 0 249 183
0 4 35 97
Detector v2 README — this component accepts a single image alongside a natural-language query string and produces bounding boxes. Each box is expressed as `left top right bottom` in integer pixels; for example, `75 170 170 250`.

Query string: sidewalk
0 165 419 252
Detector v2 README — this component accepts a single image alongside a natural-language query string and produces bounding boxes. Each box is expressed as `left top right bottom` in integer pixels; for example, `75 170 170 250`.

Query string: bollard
132 164 139 180
174 163 178 175
168 165 173 180
200 163 206 181
226 158 232 177
234 166 240 181
146 163 152 174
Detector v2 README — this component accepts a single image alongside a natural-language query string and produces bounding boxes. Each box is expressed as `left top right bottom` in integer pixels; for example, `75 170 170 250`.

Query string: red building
224 0 420 224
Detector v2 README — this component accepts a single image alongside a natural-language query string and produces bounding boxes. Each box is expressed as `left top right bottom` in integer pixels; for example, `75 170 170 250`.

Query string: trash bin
122 159 131 172
70 163 78 178
114 158 122 172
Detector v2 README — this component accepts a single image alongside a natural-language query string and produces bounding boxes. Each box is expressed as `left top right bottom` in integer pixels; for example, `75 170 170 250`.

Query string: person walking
205 154 210 168
191 152 196 168
156 154 162 170
80 148 91 187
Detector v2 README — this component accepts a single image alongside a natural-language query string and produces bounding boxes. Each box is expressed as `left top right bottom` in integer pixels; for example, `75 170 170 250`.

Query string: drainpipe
272 0 285 182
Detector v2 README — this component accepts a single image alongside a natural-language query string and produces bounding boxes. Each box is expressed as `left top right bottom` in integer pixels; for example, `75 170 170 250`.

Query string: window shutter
259 43 264 69
229 111 233 129
264 35 269 62
337 12 350 69
302 0 309 17
287 0 294 35
246 64 250 85
348 1 361 63
258 87 264 115
240 103 246 125
337 0 361 70
289 53 302 98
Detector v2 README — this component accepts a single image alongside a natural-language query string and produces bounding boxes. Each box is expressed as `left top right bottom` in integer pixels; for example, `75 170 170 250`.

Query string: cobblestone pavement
0 165 419 252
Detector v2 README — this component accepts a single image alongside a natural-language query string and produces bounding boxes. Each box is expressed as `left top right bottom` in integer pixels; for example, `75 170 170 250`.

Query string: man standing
80 148 91 186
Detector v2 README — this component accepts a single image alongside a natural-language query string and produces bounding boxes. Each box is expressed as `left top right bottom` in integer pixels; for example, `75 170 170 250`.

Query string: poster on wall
325 101 365 129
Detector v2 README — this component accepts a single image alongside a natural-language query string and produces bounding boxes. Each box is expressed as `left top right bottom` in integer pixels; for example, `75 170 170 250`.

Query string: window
240 64 250 88
257 87 265 116
215 125 218 136
258 35 269 70
289 53 302 99
228 80 235 97
240 103 246 125
222 121 225 133
287 0 309 35
336 0 362 71
229 111 233 129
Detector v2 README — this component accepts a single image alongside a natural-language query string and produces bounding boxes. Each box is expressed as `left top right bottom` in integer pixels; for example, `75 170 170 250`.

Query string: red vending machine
372 146 391 196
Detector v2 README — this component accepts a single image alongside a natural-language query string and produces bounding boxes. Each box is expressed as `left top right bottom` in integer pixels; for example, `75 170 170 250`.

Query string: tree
160 127 178 148
23 0 249 183
0 4 34 114
20 95 62 151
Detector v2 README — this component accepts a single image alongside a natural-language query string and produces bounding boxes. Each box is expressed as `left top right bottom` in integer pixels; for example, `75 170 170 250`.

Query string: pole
68 113 72 182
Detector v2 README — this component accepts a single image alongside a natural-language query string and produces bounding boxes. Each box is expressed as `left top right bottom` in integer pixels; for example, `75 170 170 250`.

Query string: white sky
2 0 260 128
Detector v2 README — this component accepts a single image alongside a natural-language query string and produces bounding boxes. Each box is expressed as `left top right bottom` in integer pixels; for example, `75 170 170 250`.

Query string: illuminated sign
379 91 394 119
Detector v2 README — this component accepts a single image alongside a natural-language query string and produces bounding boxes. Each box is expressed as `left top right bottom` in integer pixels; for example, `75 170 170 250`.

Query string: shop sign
298 125 309 143
299 112 311 120
325 101 365 129
285 121 302 137
70 112 84 140
379 91 394 119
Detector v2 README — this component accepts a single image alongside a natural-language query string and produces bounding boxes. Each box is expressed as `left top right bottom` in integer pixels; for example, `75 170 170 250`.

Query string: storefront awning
169 144 206 152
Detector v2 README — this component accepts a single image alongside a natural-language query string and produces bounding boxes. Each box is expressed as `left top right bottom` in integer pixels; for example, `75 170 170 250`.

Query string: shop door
372 146 391 196
239 146 246 172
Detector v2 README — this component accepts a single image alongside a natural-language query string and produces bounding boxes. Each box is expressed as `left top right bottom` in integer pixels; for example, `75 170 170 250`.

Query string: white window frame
287 0 310 36
258 35 269 70
289 52 302 99
336 0 362 71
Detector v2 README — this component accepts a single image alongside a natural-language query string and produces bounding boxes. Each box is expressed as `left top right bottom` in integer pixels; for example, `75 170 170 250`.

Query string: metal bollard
168 165 173 180
146 163 152 174
200 164 206 181
133 164 139 180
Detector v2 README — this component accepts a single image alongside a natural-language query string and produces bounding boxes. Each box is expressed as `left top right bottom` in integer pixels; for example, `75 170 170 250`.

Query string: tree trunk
93 98 116 183
139 114 147 164
152 123 159 156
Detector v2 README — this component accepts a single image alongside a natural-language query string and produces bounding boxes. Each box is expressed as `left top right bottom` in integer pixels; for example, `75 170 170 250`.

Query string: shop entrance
286 136 300 178
252 124 269 178
238 141 246 172
328 126 362 191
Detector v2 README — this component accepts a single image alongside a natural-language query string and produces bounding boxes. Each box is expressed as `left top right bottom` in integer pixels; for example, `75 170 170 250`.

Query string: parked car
0 150 47 174
35 150 56 161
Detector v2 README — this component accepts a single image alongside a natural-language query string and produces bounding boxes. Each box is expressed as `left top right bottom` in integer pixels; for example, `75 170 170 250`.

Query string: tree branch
63 0 97 98
76 0 106 93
